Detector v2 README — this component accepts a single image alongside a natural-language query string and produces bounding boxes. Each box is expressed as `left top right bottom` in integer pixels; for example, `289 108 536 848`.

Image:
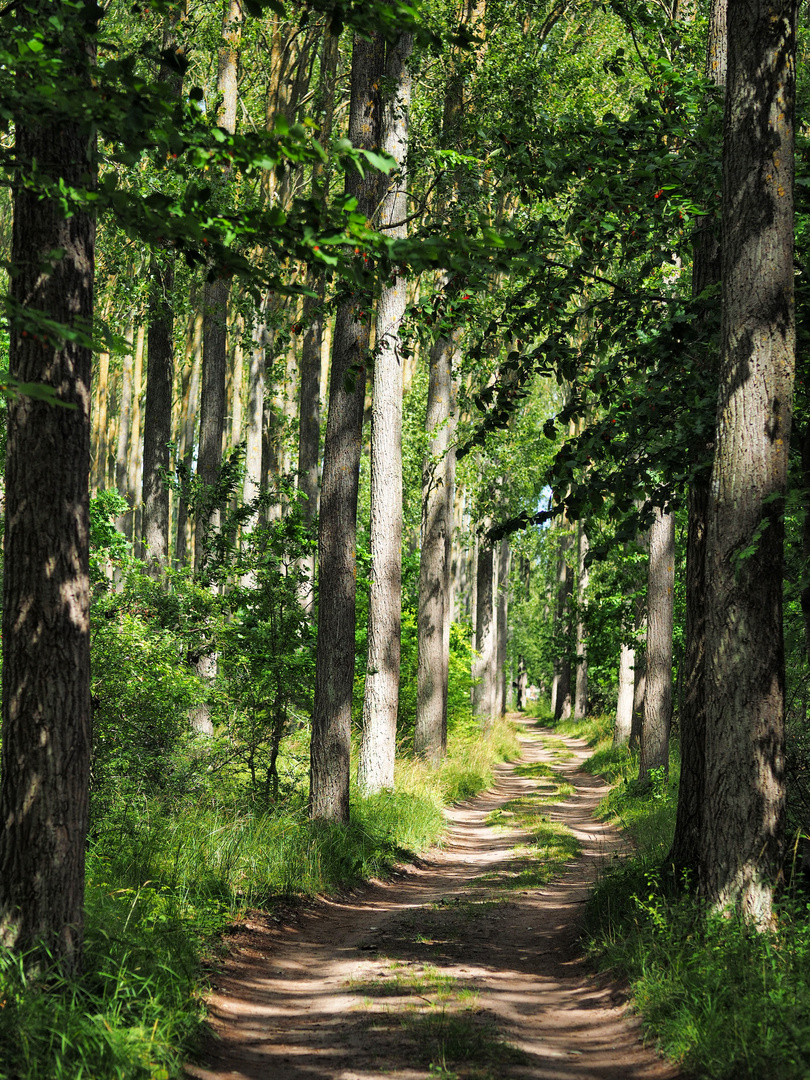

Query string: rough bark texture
217 0 242 133
639 507 674 783
195 276 229 573
142 19 185 570
614 643 635 746
573 523 589 720
553 531 573 722
496 538 510 717
702 0 797 922
669 0 727 883
297 30 339 541
195 4 239 573
0 21 94 973
143 259 175 569
669 479 709 877
114 331 134 532
310 32 385 822
358 30 413 793
415 331 459 762
472 541 497 728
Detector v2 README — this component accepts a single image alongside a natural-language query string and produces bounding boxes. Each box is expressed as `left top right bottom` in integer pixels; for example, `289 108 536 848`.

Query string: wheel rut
185 716 679 1080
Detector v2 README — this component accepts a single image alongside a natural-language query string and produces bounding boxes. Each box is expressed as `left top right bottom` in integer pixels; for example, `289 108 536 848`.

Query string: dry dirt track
184 717 680 1080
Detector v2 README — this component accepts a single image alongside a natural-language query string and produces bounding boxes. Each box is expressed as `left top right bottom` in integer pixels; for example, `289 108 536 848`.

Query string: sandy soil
184 717 680 1080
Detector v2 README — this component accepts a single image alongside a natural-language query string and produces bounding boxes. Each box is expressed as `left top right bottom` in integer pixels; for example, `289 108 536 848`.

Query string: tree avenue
1 0 810 1073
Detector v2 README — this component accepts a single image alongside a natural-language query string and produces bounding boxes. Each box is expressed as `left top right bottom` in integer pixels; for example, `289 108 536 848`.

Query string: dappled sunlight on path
185 717 679 1080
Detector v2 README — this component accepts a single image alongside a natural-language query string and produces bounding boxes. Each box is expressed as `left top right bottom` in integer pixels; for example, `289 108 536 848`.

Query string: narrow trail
185 717 679 1080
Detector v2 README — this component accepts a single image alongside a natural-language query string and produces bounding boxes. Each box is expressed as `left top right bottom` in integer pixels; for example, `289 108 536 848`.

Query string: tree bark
639 506 674 783
115 324 134 533
573 522 589 720
701 0 797 922
358 29 413 793
309 31 385 822
615 643 635 746
0 12 94 973
496 537 510 716
195 1 240 572
142 16 185 572
668 0 727 884
553 529 573 721
143 257 175 570
472 539 497 728
195 276 229 573
415 330 459 761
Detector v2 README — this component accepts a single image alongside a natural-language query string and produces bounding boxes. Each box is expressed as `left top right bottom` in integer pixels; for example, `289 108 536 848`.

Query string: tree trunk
93 347 110 493
142 16 185 572
415 330 460 761
143 258 175 571
472 540 497 728
496 537 510 716
615 643 634 746
358 29 413 793
553 529 573 722
297 30 340 603
669 0 727 884
0 14 94 973
639 506 674 783
243 313 266 513
128 324 145 548
573 522 589 720
195 3 239 572
701 0 797 923
309 31 385 822
195 276 229 573
115 324 134 533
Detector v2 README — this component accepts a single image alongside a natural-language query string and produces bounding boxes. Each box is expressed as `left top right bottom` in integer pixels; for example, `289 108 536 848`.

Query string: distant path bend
185 716 679 1080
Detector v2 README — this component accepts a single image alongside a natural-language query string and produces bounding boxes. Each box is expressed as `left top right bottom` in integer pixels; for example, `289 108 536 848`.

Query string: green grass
352 961 523 1080
474 764 581 891
549 708 810 1080
0 715 520 1080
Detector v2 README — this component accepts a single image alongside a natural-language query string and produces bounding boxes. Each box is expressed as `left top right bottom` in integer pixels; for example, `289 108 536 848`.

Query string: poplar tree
702 0 798 922
0 1 96 973
358 28 413 793
309 31 385 822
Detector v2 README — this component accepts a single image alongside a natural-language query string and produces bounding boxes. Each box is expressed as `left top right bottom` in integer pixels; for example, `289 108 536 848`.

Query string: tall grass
0 714 520 1080
543 707 810 1080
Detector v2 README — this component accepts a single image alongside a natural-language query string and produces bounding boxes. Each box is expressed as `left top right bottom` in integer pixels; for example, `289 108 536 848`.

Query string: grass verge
0 715 520 1080
538 706 810 1080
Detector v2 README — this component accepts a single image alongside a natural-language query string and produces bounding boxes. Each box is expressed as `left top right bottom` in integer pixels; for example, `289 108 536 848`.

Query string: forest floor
184 717 679 1080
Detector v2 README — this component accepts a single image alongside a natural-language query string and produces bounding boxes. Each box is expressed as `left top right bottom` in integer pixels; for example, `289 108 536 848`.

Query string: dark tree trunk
143 258 175 570
195 276 229 574
415 330 459 761
309 31 385 822
573 522 589 720
553 530 573 722
0 13 95 973
668 0 727 884
359 29 413 793
297 30 339 546
142 17 185 571
701 0 797 923
639 506 674 783
669 478 709 878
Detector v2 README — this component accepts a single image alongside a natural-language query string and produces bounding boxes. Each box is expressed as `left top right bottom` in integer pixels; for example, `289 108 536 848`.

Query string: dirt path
185 718 679 1080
